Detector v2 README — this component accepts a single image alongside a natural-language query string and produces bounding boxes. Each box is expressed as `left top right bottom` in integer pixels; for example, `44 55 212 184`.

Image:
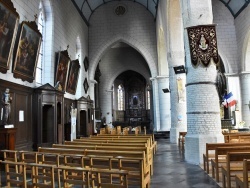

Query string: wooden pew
223 133 250 143
28 163 56 187
203 142 250 174
235 159 250 188
221 152 250 188
92 134 157 153
65 140 148 147
0 161 27 188
38 147 150 188
78 136 156 154
211 146 250 182
52 143 153 176
0 159 130 188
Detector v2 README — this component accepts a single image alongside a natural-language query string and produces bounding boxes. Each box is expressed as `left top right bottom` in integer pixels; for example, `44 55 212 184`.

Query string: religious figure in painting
199 34 208 50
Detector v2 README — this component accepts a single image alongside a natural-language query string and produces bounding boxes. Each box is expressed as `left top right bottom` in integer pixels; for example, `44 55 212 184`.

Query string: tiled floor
151 138 220 188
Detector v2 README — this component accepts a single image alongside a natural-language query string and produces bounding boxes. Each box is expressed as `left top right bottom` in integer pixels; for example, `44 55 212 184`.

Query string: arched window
36 1 44 85
146 84 150 110
147 90 150 110
75 36 81 97
117 84 124 110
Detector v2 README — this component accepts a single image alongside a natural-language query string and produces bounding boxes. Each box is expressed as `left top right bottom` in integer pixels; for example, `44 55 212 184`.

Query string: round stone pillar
240 72 250 127
150 77 160 131
167 0 187 143
181 0 224 164
169 56 187 143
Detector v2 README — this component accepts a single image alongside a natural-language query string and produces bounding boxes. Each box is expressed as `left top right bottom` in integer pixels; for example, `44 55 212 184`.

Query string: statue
199 34 208 50
1 88 12 125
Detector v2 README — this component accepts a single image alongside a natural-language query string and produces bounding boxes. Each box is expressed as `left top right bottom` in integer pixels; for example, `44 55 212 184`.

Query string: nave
0 138 220 188
150 139 219 188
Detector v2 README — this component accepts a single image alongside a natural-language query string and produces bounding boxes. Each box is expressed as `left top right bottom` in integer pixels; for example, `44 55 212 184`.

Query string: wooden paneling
0 79 33 150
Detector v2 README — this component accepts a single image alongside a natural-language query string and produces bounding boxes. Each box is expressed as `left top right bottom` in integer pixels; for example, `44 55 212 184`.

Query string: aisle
150 139 220 188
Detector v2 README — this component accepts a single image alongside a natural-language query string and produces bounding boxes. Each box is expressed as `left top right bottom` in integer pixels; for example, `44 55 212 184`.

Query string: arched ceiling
219 0 250 18
72 0 249 25
72 0 159 25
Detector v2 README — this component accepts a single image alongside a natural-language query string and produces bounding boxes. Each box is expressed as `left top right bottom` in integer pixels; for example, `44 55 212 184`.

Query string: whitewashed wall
0 0 88 99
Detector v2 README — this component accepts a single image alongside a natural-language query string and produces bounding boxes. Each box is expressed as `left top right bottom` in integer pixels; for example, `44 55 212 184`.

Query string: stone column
240 72 250 126
181 0 224 164
169 53 187 143
89 80 97 132
157 76 171 131
168 0 187 143
103 89 113 127
150 77 160 131
89 80 97 103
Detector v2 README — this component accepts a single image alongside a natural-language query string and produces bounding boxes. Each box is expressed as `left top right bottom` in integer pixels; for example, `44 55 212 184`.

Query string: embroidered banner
187 24 219 67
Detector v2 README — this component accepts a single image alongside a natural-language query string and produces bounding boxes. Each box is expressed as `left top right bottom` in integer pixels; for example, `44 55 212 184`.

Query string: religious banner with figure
187 24 219 67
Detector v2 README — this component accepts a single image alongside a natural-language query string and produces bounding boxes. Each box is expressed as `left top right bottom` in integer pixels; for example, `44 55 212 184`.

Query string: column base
170 128 187 144
185 133 224 165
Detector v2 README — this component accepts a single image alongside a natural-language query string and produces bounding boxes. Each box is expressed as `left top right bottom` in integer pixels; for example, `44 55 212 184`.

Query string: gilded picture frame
55 50 70 92
13 21 42 82
0 0 19 73
66 59 80 95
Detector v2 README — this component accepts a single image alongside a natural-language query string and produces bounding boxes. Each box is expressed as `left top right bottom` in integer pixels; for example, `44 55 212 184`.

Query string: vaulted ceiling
219 0 250 18
72 0 159 25
72 0 249 26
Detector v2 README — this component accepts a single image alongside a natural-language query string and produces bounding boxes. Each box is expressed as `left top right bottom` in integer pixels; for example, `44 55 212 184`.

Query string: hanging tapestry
187 24 219 67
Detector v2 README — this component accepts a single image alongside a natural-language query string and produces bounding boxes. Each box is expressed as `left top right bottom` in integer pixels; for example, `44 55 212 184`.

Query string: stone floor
150 138 220 188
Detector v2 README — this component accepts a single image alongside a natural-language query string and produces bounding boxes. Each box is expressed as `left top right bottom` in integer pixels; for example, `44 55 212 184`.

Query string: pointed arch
242 27 250 71
89 35 157 81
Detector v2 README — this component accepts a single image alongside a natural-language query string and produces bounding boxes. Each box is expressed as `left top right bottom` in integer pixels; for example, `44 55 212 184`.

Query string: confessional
33 84 64 149
77 96 94 137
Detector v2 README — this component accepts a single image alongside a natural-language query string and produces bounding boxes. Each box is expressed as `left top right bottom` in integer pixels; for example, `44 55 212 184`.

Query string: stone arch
218 52 231 73
242 27 250 71
106 68 150 90
89 35 157 81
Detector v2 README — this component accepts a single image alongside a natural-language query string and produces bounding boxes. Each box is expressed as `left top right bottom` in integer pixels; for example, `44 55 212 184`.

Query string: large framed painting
0 0 19 73
55 50 70 92
13 21 42 82
66 59 80 95
84 56 89 72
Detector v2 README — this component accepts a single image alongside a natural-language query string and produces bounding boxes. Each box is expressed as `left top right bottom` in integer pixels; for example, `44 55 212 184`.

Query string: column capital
89 79 98 84
150 76 169 81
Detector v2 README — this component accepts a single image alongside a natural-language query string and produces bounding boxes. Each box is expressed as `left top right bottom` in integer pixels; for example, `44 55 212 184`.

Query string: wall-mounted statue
1 88 12 125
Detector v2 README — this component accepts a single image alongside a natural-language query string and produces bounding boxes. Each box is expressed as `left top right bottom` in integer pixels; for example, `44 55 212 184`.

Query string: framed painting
66 59 80 95
55 50 70 92
13 21 42 82
84 56 89 72
0 0 19 73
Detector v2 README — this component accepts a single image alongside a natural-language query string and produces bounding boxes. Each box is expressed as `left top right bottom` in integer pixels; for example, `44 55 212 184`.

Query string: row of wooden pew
100 125 145 135
1 150 129 188
203 133 250 188
1 133 156 188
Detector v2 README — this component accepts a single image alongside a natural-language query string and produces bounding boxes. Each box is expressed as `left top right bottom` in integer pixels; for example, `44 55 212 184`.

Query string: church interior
0 0 250 187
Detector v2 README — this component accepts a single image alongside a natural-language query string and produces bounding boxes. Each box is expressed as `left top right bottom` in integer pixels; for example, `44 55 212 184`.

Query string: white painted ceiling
72 0 159 24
